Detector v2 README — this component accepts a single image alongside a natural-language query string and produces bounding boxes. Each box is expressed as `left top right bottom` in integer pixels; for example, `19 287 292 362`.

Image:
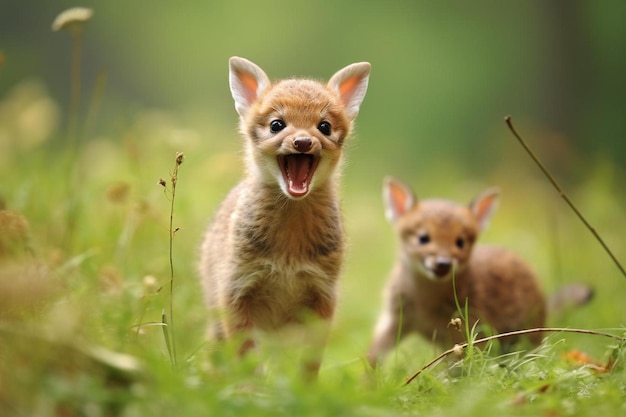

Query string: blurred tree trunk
536 0 591 172
540 0 591 131
539 0 626 174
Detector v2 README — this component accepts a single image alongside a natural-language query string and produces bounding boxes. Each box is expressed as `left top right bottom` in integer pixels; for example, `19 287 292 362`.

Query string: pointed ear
229 56 271 117
383 176 416 223
327 62 371 121
469 187 500 232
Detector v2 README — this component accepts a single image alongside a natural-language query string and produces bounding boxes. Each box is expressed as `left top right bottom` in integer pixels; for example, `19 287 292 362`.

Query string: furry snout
422 256 456 280
433 259 452 278
274 135 325 199
293 137 313 153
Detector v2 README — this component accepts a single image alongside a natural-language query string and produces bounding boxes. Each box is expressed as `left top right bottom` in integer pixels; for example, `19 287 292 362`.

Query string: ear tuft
328 62 371 121
469 187 501 232
229 56 271 117
383 176 416 223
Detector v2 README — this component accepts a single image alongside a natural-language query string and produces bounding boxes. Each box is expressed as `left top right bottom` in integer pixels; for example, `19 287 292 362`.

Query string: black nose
293 137 312 153
433 260 452 278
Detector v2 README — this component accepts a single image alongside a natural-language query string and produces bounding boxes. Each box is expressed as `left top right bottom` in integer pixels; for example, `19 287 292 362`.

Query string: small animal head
228 56 370 199
383 177 500 281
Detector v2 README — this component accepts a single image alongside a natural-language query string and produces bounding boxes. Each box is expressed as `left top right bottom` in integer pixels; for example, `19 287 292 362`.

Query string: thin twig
504 116 626 279
63 30 84 252
84 68 107 139
165 151 184 366
161 309 174 366
403 327 624 386
68 27 83 149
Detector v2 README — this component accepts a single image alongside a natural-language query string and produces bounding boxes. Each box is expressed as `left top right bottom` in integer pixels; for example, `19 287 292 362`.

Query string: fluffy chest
394 265 472 332
228 261 337 330
233 187 344 270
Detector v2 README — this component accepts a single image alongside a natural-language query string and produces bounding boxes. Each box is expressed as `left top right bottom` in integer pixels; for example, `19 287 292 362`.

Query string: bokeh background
1 0 625 384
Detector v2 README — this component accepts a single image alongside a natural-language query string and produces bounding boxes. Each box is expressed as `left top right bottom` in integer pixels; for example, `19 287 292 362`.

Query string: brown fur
367 177 546 368
199 57 370 377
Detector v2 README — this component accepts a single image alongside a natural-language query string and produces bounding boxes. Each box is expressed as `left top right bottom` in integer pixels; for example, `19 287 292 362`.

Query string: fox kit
199 57 370 376
367 177 547 368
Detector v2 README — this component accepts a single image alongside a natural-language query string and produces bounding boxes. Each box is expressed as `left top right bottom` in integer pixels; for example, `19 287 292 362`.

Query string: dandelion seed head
52 7 93 32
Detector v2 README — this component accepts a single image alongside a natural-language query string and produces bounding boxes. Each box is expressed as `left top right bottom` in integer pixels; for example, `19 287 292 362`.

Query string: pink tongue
286 155 313 195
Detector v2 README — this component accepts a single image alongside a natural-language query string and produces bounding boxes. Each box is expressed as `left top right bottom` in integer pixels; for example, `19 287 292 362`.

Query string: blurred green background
3 0 626 168
1 0 625 386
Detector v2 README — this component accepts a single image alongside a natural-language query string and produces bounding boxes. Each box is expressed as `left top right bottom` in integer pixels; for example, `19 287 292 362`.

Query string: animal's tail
547 283 594 316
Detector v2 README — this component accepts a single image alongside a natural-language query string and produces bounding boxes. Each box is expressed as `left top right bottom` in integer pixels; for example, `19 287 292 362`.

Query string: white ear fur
383 176 416 223
327 62 371 121
229 56 271 117
469 188 501 232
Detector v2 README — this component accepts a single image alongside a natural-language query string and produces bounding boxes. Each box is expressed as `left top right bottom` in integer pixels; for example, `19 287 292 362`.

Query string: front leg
300 293 336 381
220 293 257 357
366 309 407 370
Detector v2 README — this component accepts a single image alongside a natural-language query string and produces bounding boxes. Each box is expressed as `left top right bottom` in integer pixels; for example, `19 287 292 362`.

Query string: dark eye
455 237 465 249
317 121 331 136
270 119 286 133
418 233 430 245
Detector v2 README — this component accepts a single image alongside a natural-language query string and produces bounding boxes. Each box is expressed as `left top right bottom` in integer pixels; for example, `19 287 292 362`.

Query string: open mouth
277 154 320 198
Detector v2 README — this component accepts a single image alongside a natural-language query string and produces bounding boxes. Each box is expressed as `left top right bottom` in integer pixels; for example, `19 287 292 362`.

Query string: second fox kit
199 57 370 375
367 177 546 367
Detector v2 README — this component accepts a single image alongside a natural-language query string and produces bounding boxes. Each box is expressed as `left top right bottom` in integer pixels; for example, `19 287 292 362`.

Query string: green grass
2 76 626 417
